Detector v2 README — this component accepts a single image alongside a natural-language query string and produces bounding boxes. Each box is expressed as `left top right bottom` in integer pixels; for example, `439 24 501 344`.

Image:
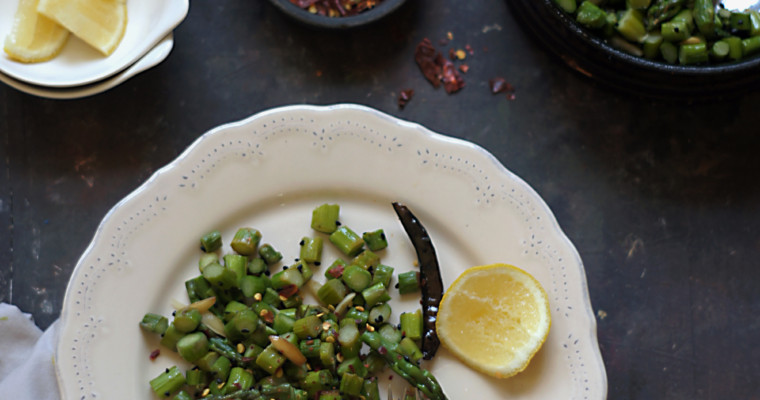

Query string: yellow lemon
436 263 551 379
38 0 127 56
4 0 70 63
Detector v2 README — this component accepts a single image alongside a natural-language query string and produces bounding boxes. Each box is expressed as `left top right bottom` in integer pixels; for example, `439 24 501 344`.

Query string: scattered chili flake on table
414 38 442 88
414 38 465 94
489 77 516 100
459 64 469 73
289 0 383 17
440 56 465 94
398 89 414 109
149 349 160 361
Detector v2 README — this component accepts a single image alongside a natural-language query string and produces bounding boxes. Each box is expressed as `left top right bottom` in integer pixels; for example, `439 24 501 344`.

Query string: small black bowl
267 0 407 29
508 0 760 98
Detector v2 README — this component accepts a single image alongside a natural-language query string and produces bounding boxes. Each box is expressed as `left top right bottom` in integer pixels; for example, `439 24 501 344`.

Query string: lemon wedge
4 0 70 63
37 0 127 56
436 263 551 379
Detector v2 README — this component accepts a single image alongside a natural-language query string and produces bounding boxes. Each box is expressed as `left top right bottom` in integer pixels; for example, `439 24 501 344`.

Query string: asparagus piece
201 230 222 253
397 271 420 294
258 244 283 265
299 236 323 264
140 313 168 335
199 388 263 400
693 0 715 36
329 226 364 256
341 265 372 292
176 332 209 363
361 331 447 400
149 366 186 398
647 0 686 26
231 228 261 256
679 43 709 64
311 203 340 233
400 309 423 341
362 229 388 251
576 1 608 29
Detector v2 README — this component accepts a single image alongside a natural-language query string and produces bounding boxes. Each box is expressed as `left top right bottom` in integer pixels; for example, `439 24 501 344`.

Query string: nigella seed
375 315 384 323
314 261 321 266
241 329 250 333
299 240 305 246
283 266 289 270
298 264 303 272
336 221 341 226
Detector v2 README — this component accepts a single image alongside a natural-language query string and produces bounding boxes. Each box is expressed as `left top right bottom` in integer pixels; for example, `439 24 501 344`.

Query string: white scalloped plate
55 104 607 400
0 33 173 99
0 0 187 88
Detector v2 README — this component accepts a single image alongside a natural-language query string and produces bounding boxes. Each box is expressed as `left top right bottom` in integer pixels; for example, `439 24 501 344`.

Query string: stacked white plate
0 0 188 99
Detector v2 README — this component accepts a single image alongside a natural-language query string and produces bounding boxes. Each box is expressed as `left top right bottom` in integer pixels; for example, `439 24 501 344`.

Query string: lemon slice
4 0 70 63
37 0 127 56
436 263 551 379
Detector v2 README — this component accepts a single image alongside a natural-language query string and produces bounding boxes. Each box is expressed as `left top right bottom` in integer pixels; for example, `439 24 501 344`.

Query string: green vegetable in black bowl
507 0 760 97
556 0 760 65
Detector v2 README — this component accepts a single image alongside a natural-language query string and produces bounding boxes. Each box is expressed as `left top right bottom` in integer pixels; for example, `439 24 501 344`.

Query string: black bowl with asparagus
508 0 760 97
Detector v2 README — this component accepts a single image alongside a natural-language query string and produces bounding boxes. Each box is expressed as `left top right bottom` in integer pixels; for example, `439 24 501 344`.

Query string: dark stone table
1 1 759 398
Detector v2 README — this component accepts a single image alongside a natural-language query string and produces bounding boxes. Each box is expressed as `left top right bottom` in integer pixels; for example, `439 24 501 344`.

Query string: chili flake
414 38 465 94
289 0 384 17
149 349 160 361
398 89 414 109
414 38 441 88
489 77 516 99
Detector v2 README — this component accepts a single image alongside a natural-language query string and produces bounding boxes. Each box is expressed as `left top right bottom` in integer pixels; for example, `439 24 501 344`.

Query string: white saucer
0 33 174 99
0 0 187 88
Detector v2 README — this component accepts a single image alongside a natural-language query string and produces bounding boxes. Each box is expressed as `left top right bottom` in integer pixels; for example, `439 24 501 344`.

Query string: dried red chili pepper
392 202 444 360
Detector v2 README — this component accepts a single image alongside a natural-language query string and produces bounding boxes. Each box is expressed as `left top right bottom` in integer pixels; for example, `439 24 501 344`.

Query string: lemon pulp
4 0 70 63
436 263 551 379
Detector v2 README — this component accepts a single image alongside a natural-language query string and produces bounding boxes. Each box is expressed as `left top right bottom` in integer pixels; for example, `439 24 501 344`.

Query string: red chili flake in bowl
290 0 384 17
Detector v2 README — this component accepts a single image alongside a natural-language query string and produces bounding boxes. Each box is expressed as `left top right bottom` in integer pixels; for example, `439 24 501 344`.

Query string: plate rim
55 103 608 399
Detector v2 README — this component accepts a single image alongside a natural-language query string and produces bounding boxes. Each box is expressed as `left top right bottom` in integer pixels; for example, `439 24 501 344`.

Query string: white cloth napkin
0 303 60 400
